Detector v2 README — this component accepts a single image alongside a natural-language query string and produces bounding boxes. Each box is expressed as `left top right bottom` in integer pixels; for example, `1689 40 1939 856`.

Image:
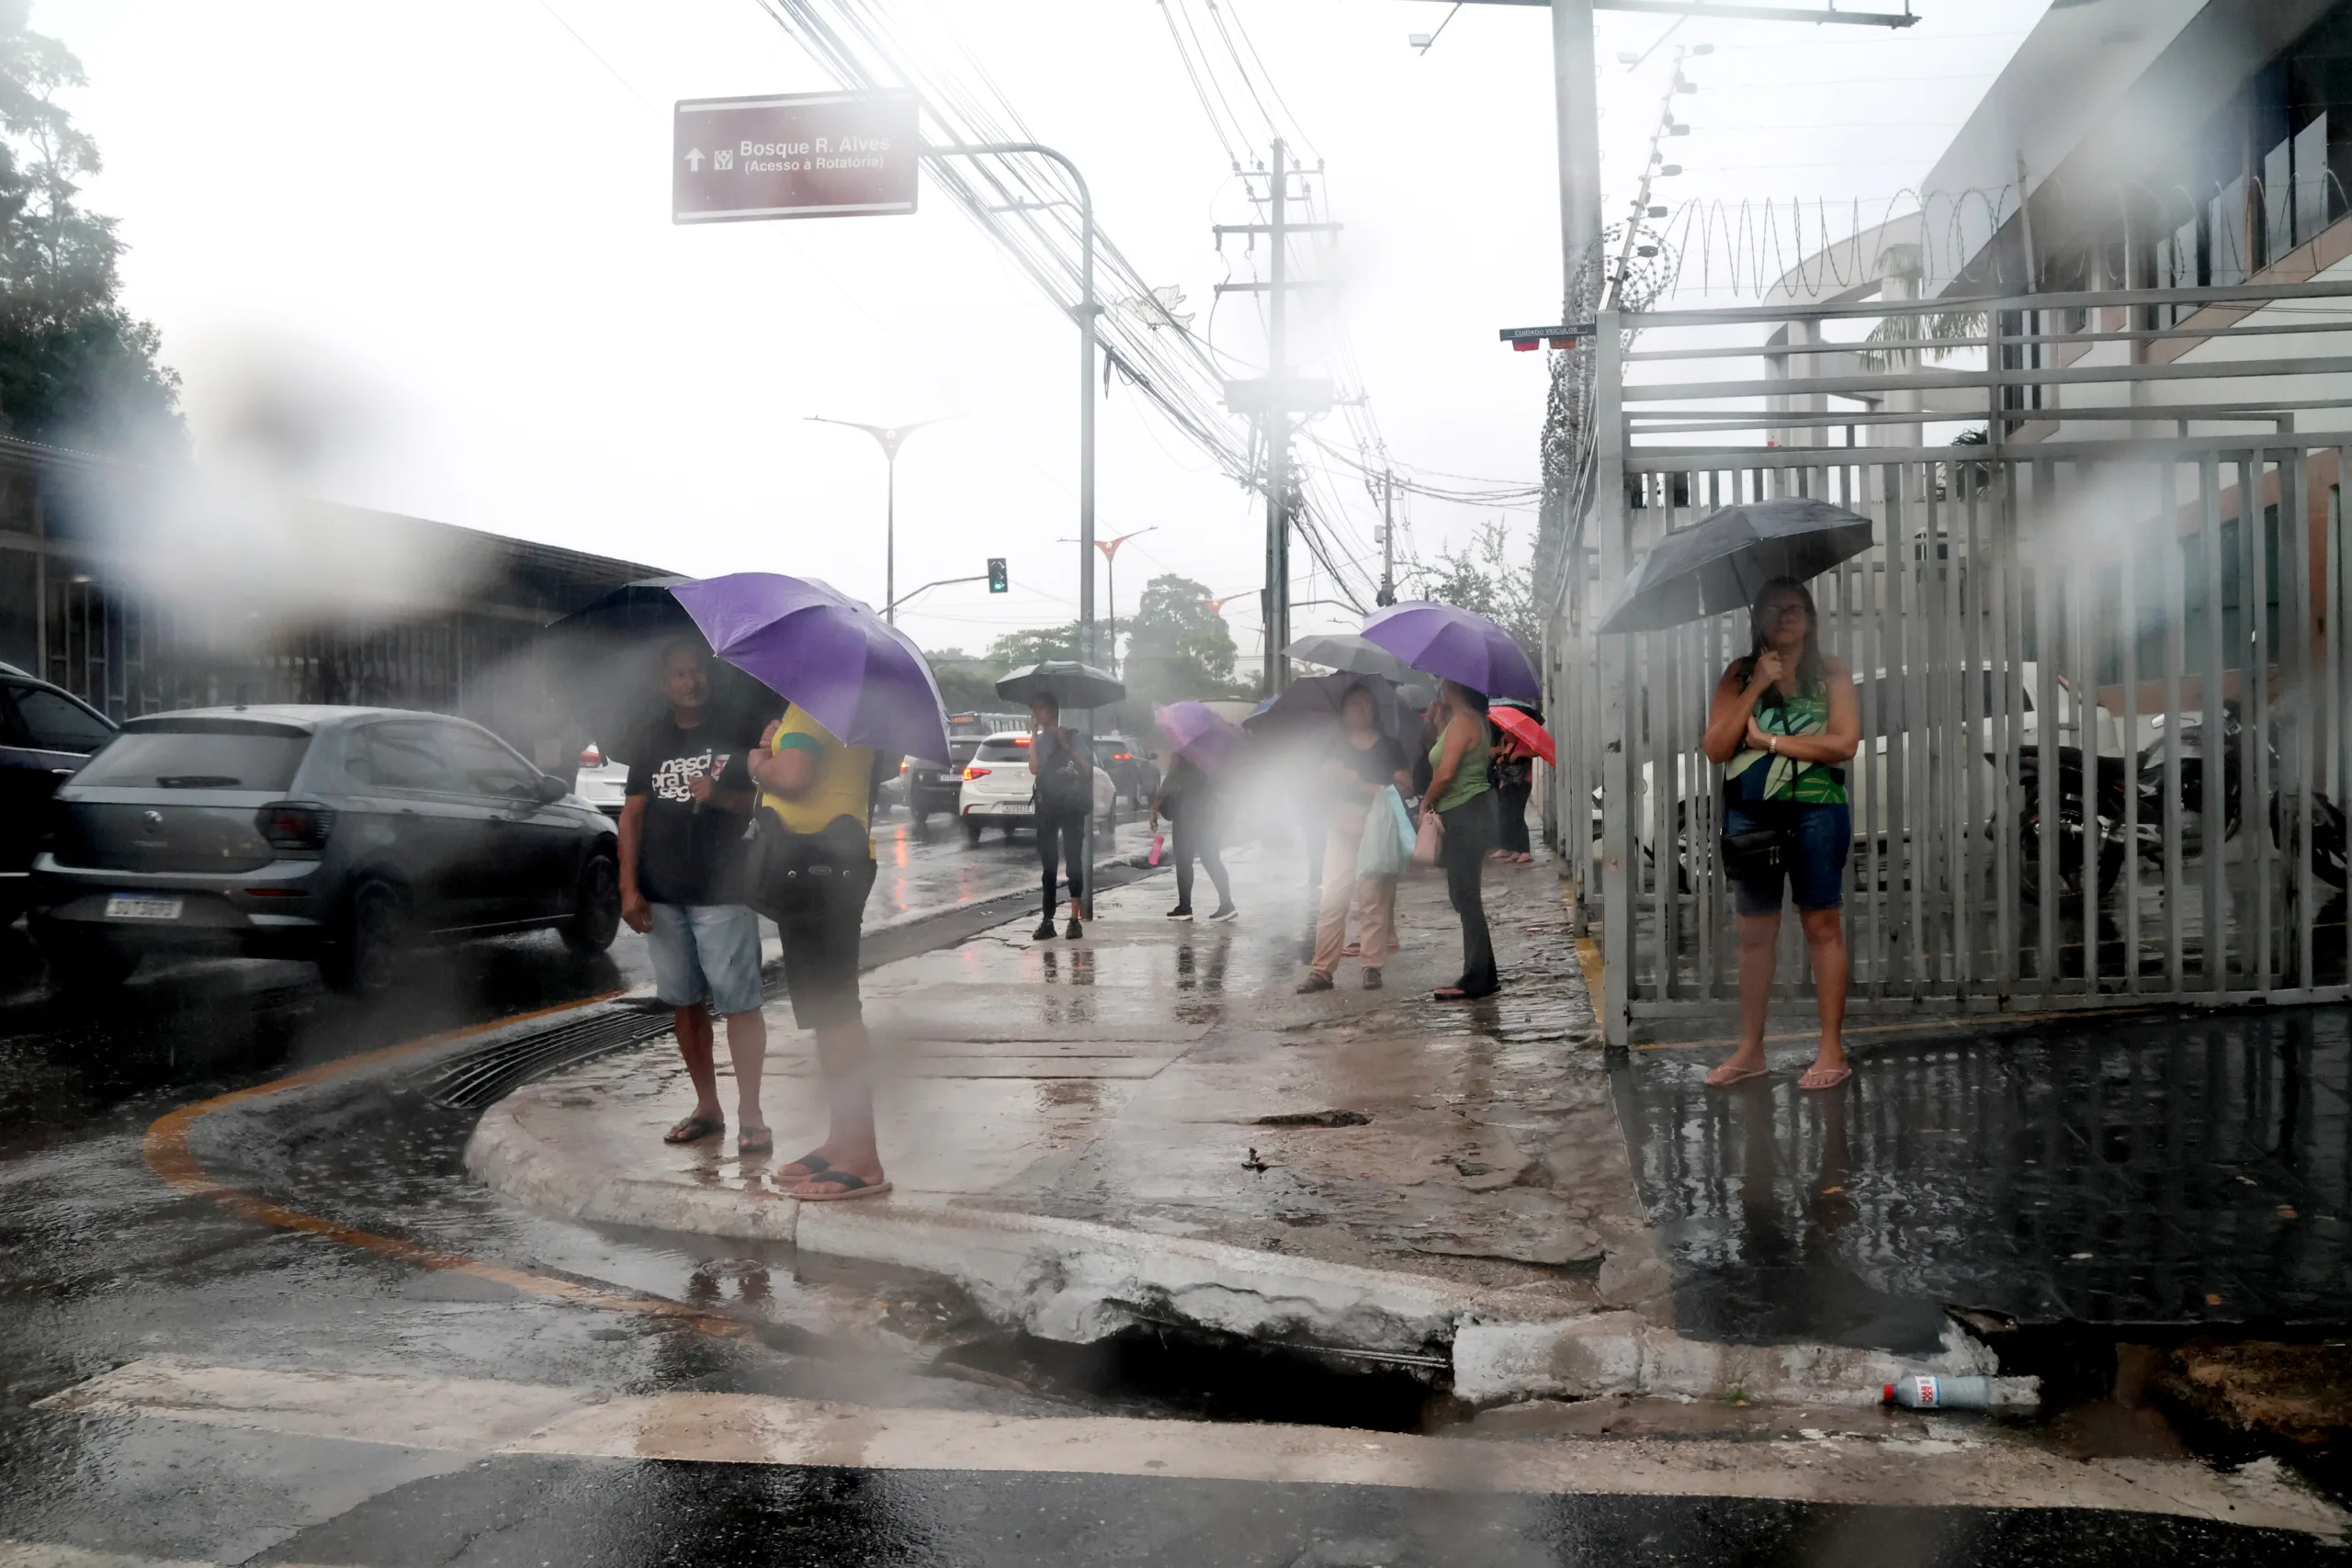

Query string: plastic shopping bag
1355 786 1411 878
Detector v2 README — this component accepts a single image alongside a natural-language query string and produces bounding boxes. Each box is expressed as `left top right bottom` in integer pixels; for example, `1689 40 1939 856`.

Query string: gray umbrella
1597 498 1874 635
1283 631 1421 684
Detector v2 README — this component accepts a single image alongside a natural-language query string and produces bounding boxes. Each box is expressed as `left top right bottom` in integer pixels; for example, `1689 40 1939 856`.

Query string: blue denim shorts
1723 802 1851 917
646 903 764 1018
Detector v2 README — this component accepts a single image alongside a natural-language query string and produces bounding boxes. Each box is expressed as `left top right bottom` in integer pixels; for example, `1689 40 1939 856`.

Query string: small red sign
673 90 920 223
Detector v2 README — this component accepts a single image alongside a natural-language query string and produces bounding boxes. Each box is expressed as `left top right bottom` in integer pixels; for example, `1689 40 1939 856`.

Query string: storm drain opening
421 1001 678 1110
930 1316 1455 1435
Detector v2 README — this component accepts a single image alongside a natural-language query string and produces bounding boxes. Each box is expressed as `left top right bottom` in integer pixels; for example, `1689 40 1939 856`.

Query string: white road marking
37 1359 2346 1540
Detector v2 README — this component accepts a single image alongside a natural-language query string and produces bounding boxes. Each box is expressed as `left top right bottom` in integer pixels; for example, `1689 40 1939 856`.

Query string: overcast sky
57 0 2047 660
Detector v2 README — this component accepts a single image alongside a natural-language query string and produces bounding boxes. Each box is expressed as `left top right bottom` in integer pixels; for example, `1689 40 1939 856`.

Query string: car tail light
963 766 990 782
899 758 911 772
578 745 603 768
256 801 336 852
1114 752 1132 761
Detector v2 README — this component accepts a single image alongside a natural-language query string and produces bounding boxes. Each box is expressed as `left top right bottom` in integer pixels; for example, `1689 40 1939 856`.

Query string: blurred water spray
71 337 482 645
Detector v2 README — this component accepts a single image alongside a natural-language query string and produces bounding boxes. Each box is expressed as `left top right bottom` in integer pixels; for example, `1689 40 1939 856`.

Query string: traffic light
987 557 1008 593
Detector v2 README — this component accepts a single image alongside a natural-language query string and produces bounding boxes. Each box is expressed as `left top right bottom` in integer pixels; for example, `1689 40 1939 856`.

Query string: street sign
987 558 1008 593
1498 322 1595 352
673 90 920 224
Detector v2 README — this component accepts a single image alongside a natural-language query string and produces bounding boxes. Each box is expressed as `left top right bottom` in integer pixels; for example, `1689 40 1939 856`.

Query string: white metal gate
1551 280 2352 1043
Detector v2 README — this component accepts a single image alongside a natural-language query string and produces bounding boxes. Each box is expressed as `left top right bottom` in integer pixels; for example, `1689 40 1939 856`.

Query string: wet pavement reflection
1619 1007 2352 1348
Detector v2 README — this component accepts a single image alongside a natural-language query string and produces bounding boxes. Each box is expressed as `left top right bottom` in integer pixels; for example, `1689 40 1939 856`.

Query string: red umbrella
1489 705 1555 765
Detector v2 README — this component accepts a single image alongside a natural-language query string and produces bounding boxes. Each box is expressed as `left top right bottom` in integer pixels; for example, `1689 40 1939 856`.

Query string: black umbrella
538 578 784 765
1597 498 1874 635
995 660 1125 710
1243 671 1417 740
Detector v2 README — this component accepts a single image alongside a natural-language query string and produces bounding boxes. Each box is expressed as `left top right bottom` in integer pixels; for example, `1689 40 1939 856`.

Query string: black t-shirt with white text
625 718 755 907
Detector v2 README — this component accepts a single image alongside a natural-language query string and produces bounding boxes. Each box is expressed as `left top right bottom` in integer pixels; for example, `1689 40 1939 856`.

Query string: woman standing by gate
1698 578 1860 1091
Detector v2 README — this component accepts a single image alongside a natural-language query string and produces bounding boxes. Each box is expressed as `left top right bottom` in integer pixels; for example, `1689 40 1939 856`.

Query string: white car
956 730 1117 844
571 741 630 818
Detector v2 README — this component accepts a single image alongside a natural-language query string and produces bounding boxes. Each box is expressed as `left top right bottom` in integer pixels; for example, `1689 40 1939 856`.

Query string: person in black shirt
1299 683 1415 991
619 641 771 1155
1026 693 1092 942
1150 751 1236 921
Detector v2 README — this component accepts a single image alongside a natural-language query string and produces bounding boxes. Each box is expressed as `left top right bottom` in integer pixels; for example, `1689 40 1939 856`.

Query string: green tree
1408 519 1539 659
0 4 180 448
984 623 1080 670
1120 572 1242 707
920 647 1007 714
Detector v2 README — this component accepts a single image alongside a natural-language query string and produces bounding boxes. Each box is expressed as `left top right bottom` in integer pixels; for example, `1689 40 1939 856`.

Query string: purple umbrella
1156 700 1243 772
671 573 951 765
1360 601 1541 702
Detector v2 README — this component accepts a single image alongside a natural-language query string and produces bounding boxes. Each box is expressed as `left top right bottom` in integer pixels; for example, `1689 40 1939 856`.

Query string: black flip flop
737 1128 775 1156
775 1152 831 1181
663 1114 724 1145
791 1169 894 1202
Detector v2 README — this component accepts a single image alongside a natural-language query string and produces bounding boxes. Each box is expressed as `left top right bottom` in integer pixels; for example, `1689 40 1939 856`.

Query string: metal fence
1552 279 2352 1044
39 578 537 721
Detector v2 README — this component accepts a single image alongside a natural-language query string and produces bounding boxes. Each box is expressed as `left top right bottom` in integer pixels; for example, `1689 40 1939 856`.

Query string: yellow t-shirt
760 708 875 858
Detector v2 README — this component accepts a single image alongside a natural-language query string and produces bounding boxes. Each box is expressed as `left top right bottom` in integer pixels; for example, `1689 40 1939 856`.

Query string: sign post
673 91 920 222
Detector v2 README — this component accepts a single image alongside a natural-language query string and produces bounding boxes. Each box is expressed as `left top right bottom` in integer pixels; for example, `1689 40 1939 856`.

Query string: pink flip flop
1705 1063 1769 1088
1797 1064 1853 1091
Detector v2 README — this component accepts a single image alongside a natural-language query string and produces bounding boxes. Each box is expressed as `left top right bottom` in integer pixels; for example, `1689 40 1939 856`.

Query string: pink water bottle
1148 834 1164 866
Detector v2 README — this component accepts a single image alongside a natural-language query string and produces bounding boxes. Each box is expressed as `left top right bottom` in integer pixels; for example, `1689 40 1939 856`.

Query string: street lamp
1059 526 1156 673
924 139 1105 919
922 141 1099 668
807 415 945 626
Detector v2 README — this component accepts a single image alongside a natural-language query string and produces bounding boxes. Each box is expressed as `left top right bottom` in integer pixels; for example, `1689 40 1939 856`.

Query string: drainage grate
422 1003 679 1110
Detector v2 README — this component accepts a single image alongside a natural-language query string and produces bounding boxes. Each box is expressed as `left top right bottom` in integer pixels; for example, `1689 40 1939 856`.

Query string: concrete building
0 434 665 767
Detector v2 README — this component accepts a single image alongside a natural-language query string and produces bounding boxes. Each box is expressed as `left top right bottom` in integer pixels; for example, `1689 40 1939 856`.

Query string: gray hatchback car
30 705 621 991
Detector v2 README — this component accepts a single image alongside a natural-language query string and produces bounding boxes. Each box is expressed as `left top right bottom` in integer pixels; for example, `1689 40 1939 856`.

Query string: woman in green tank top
1698 577 1861 1094
1420 679 1499 999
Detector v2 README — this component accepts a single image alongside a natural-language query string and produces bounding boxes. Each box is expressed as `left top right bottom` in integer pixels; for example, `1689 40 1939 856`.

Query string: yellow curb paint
1573 934 1605 1005
141 990 746 1337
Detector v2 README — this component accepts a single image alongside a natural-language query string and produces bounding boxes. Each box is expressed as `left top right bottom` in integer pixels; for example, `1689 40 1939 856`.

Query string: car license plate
105 894 183 920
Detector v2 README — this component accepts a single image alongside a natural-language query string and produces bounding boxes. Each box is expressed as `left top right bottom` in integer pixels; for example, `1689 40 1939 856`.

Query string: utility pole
1266 141 1293 693
1377 468 1396 608
1216 138 1340 695
1552 0 1604 318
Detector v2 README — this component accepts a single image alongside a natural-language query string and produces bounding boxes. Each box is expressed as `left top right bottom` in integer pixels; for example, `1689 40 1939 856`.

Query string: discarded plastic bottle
1884 1374 1994 1410
1148 834 1164 866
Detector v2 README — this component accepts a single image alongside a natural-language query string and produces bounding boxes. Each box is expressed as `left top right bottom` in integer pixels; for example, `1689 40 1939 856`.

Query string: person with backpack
1027 692 1092 941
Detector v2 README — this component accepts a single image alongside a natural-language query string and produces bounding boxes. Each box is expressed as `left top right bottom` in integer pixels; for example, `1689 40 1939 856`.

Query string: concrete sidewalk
467 840 2008 1406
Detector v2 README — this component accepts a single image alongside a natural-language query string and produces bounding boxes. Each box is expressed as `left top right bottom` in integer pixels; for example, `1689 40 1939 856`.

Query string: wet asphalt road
0 813 2342 1565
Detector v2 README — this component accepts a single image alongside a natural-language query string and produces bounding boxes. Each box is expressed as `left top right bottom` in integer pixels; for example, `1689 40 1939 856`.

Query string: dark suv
901 737 982 837
1092 735 1158 807
0 671 117 920
30 705 620 991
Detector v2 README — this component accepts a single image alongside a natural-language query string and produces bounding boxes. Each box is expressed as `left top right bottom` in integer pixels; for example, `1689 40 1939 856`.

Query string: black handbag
744 813 867 923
